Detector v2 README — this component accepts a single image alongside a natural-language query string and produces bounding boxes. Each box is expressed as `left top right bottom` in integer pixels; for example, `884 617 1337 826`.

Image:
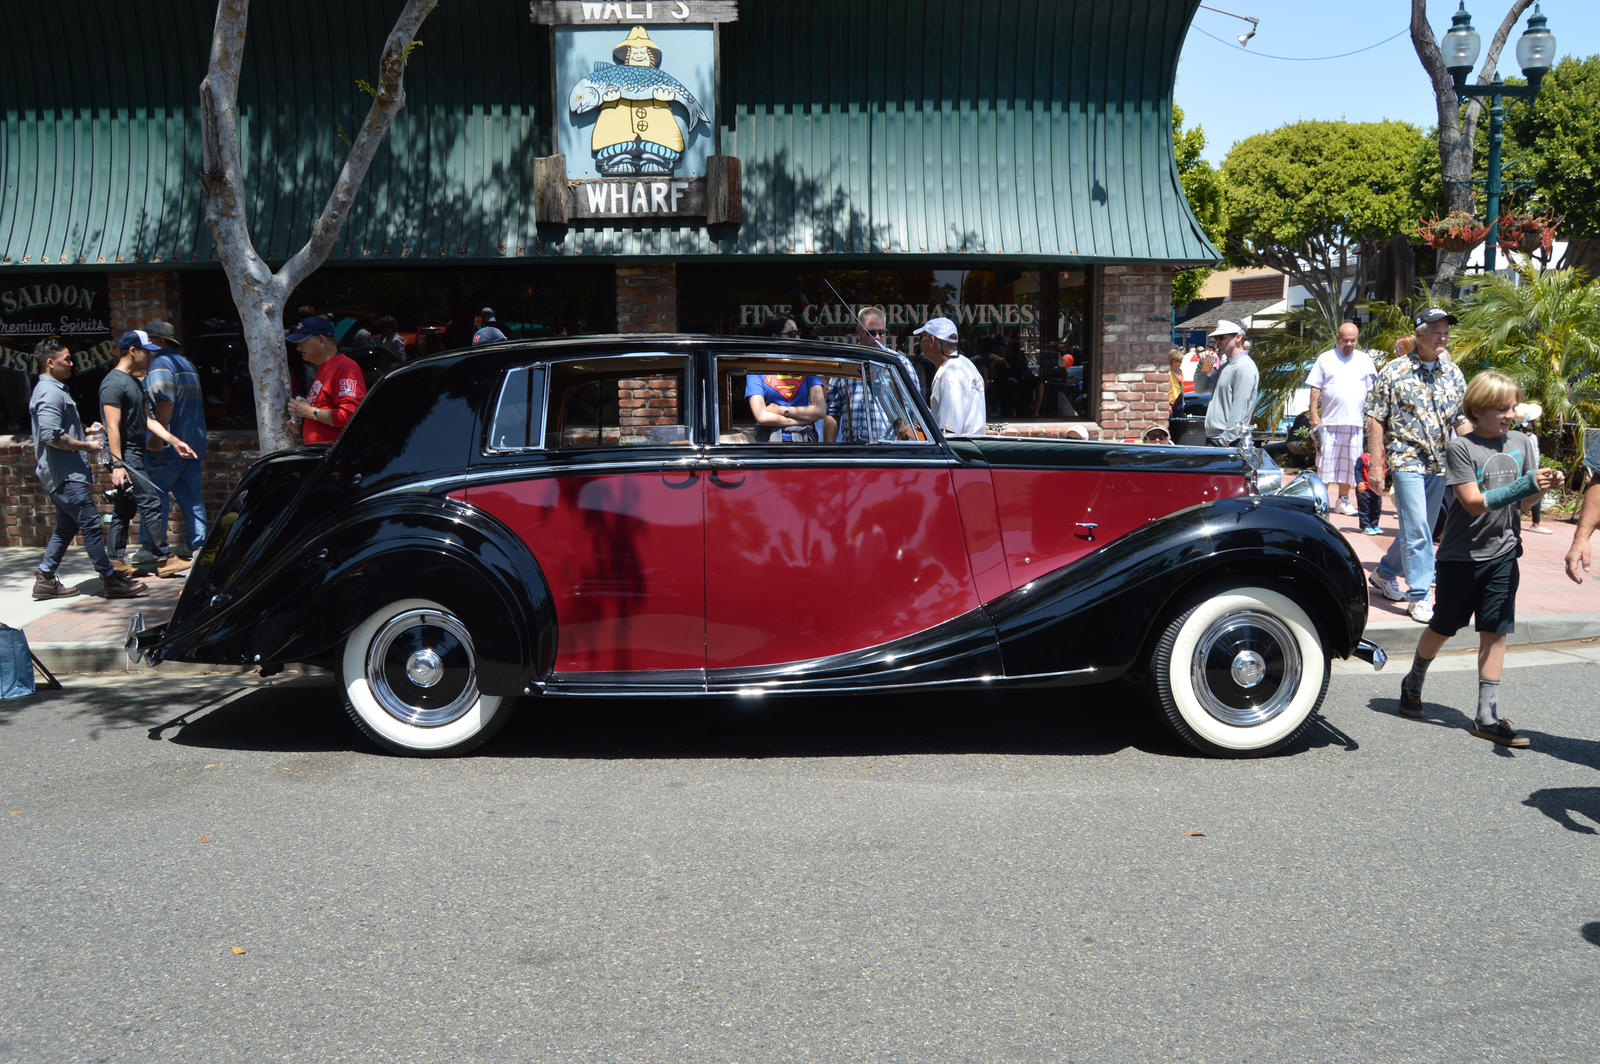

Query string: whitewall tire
340 598 508 755
1150 586 1329 757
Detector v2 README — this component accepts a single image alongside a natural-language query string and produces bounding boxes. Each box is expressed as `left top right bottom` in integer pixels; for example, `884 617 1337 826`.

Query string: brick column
1096 265 1174 438
107 270 183 334
616 263 678 333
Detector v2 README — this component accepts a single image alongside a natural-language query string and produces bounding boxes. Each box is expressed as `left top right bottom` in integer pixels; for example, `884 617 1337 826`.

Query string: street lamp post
1439 1 1556 276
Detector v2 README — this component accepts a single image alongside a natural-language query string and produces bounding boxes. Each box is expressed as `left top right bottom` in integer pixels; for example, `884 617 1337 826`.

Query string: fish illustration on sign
566 26 710 176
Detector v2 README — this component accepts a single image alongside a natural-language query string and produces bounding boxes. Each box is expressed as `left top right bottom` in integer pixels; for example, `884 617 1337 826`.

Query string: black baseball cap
1414 307 1458 328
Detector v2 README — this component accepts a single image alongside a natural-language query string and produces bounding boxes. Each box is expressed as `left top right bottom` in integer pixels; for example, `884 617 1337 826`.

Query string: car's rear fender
151 495 556 693
988 496 1367 684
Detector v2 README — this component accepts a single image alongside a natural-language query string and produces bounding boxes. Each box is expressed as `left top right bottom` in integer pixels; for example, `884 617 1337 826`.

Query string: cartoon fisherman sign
569 26 710 176
558 24 715 180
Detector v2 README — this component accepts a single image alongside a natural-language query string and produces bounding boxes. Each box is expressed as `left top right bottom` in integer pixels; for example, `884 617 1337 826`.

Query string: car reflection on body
130 335 1383 757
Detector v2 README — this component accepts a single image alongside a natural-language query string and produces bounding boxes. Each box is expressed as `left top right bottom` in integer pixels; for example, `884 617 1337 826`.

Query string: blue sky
1175 1 1599 166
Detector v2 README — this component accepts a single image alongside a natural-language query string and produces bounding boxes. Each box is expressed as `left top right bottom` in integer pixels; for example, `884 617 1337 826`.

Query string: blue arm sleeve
1483 471 1539 510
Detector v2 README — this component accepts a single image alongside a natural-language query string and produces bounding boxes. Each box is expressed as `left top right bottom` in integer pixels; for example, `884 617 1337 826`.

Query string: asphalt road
4 644 1599 1063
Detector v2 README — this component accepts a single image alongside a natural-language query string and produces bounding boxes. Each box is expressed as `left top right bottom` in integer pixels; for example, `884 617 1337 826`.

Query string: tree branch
281 0 436 291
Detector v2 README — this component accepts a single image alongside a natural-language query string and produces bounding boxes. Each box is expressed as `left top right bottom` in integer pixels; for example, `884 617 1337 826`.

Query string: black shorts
1429 550 1520 637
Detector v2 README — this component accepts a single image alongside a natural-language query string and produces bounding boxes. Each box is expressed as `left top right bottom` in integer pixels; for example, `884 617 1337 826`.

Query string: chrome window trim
371 454 962 503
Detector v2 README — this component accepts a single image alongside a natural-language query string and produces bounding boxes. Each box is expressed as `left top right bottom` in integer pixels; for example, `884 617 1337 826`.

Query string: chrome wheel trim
1189 609 1302 728
364 609 481 728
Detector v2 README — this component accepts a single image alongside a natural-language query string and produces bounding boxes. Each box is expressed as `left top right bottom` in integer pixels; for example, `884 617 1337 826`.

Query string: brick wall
616 263 678 333
1096 265 1174 438
1229 274 1285 301
107 272 183 335
1 432 261 549
618 376 683 429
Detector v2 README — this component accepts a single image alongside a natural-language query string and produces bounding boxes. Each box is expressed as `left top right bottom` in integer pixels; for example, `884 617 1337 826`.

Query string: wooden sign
534 154 741 225
529 1 738 25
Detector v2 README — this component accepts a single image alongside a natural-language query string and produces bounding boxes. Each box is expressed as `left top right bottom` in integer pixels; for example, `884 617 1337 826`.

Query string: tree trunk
1411 0 1535 301
198 0 436 452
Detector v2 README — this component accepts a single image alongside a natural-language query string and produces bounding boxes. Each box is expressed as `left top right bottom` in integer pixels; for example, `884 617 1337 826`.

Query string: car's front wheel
1149 586 1329 757
340 598 510 755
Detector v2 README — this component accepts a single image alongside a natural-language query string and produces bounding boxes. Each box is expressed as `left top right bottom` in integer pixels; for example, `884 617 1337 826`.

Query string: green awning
1 0 1217 269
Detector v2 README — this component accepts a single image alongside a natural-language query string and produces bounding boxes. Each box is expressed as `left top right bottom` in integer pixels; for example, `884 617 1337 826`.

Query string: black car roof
402 333 908 378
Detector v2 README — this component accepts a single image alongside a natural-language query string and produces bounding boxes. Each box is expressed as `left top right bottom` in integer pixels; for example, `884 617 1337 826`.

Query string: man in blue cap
472 307 507 345
100 329 198 579
284 316 366 443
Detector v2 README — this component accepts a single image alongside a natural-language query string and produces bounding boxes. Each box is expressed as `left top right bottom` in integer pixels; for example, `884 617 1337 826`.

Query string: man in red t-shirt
285 316 366 443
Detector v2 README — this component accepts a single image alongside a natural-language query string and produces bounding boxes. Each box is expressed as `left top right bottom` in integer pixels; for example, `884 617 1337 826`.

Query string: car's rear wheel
1149 586 1329 757
340 598 509 755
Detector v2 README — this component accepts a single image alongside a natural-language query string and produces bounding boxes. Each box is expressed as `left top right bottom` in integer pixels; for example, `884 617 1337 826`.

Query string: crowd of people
754 307 987 441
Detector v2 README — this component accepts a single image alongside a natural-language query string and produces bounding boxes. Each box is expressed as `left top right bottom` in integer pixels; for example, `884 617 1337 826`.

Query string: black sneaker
1398 686 1424 719
1472 720 1530 748
103 572 148 599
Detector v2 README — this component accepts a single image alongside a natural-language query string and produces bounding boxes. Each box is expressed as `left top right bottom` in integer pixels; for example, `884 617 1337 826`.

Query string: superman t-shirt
745 373 822 440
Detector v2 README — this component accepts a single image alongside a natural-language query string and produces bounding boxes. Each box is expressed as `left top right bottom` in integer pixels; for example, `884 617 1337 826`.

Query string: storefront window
178 265 618 429
677 264 1093 421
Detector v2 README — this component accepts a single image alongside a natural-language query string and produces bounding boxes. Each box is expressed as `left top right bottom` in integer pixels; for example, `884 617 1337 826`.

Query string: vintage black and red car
130 336 1383 757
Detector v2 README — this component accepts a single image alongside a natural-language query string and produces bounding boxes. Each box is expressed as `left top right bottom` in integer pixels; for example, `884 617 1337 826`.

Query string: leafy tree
1171 104 1227 309
1503 55 1600 264
1450 262 1600 461
200 0 435 452
1222 120 1431 326
1410 0 1539 298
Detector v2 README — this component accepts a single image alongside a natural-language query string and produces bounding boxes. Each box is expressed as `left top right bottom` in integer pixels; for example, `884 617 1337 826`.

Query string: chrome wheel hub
365 609 480 728
1190 610 1301 727
1231 649 1267 688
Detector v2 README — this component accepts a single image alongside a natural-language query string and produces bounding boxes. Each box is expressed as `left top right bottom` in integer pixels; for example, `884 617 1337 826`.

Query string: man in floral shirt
1364 308 1469 623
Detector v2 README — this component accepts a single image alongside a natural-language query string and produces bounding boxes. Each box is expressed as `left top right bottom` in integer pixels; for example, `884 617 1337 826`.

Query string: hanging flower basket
1415 212 1492 253
1495 213 1555 256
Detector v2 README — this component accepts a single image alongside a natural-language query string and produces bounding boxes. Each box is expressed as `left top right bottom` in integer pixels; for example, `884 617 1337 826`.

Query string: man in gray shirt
28 337 146 600
1204 320 1258 447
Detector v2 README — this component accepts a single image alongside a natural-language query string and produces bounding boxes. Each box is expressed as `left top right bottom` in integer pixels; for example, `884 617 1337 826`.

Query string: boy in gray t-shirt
1395 371 1563 748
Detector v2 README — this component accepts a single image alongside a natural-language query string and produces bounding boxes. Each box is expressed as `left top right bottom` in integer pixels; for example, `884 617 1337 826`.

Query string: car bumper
1350 638 1387 670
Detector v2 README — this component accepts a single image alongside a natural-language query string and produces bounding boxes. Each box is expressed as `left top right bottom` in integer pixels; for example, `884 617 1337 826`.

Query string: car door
464 355 707 679
702 352 983 672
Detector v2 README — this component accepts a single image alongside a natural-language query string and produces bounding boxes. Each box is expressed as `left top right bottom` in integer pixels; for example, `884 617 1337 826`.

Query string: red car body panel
950 468 1011 605
988 469 1247 587
460 477 706 674
702 464 980 670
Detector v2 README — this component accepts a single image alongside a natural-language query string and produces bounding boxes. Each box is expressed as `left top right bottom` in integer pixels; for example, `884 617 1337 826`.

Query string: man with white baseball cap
1203 319 1257 448
914 316 985 435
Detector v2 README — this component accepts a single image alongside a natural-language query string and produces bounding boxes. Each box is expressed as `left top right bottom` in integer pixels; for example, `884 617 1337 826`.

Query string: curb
1360 613 1600 661
29 642 329 679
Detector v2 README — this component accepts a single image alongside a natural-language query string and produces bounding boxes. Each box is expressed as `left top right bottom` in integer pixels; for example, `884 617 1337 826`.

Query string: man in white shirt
915 317 985 435
1307 322 1378 513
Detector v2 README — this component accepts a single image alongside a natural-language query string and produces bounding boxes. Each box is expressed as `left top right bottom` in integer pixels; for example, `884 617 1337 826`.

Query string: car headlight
1269 471 1329 516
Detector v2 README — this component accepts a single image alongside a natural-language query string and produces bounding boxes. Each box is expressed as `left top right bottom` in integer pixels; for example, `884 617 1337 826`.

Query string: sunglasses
781 327 800 337
865 328 887 338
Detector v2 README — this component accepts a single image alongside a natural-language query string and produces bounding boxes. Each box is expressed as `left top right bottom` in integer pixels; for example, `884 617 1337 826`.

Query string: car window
545 356 690 450
715 353 932 445
486 364 548 451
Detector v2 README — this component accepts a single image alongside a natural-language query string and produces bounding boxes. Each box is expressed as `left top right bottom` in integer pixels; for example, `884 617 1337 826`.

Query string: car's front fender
987 495 1367 684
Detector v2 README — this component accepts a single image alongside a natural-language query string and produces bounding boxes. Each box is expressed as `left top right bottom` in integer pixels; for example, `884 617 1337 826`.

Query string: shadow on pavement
79 673 1345 762
1523 787 1600 835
